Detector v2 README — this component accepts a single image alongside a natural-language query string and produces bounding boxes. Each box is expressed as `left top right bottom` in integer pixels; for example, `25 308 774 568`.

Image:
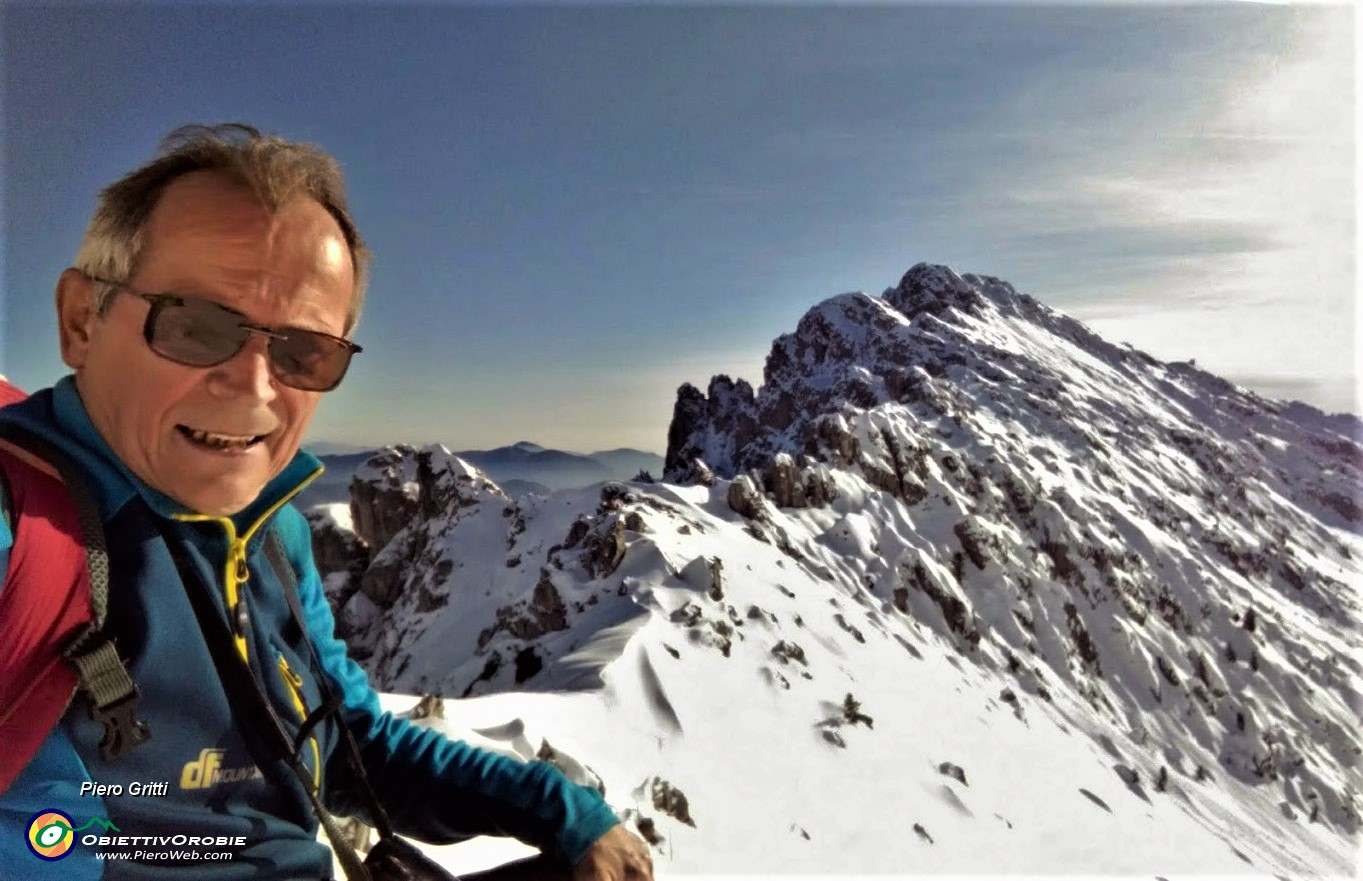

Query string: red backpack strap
0 438 91 792
0 377 26 408
0 423 150 795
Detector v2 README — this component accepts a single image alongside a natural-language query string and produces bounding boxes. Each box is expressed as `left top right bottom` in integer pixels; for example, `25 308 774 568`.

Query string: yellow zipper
172 465 327 790
278 654 323 792
173 465 325 665
165 514 252 662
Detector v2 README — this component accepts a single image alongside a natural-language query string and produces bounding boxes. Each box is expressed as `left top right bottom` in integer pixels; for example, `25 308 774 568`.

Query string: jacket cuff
557 798 621 866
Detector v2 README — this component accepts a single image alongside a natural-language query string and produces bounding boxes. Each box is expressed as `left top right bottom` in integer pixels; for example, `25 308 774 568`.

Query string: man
0 124 653 880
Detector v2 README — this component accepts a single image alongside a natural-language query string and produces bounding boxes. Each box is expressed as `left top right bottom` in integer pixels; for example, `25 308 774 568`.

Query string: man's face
58 171 356 516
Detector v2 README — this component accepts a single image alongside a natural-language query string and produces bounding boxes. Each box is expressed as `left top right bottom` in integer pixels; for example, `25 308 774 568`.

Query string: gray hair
73 123 371 333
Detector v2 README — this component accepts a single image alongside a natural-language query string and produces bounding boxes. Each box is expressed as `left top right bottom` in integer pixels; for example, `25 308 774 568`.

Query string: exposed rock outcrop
348 445 423 554
320 445 513 661
727 475 766 520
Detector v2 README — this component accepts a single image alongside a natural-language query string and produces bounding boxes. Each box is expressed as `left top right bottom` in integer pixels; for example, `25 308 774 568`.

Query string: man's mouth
176 425 269 451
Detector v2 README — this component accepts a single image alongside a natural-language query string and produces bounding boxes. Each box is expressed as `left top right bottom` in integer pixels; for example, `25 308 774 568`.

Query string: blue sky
2 1 1354 454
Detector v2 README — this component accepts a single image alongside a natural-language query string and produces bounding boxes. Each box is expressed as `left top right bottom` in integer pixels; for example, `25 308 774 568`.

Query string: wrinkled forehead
135 173 356 331
142 172 338 255
141 172 355 299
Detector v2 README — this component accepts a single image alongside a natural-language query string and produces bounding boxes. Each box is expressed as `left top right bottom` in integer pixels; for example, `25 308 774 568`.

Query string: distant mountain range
293 440 663 510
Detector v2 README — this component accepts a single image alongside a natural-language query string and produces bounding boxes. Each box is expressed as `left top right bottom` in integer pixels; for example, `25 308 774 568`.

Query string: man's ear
56 269 100 370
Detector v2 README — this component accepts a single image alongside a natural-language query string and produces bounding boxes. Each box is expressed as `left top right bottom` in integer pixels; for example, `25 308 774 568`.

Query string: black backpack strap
0 421 149 760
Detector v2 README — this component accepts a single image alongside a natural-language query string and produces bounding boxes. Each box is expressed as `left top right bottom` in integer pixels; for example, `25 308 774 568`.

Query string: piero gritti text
80 780 170 798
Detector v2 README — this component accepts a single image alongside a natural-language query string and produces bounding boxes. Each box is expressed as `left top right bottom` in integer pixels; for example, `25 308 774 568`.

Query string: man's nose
207 334 278 402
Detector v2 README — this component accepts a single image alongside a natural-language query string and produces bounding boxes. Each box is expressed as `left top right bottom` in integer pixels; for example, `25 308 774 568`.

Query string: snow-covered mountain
309 264 1360 877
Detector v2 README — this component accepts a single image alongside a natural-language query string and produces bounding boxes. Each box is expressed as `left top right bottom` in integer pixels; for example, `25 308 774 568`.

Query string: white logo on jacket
179 749 262 790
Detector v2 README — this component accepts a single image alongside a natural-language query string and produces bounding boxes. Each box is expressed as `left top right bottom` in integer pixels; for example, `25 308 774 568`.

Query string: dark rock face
727 475 766 520
348 444 510 556
583 520 628 579
802 466 837 507
304 508 371 633
806 415 858 467
664 376 760 486
480 569 570 648
707 375 760 453
762 454 805 509
664 384 711 480
360 554 409 608
349 445 422 554
307 509 369 582
884 263 987 320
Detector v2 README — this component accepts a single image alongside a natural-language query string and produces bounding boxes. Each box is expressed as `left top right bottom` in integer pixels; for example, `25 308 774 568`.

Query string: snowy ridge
312 264 1361 877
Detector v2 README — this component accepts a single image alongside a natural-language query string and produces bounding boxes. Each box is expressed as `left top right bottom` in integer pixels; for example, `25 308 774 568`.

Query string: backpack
0 382 149 794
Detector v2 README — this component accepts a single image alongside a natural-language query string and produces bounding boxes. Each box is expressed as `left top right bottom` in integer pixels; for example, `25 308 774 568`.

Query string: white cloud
998 7 1355 406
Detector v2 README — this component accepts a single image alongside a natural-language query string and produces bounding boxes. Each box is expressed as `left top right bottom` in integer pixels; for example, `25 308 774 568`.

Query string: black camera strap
161 524 375 881
262 531 397 836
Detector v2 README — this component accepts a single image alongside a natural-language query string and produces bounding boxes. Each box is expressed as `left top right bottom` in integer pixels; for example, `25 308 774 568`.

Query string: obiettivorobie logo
26 810 120 861
23 807 245 863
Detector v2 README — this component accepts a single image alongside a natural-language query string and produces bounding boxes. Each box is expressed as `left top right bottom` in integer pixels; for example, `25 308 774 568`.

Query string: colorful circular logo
26 809 75 861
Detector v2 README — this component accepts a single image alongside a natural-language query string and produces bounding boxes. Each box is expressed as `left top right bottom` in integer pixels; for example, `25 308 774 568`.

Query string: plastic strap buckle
90 688 152 760
63 623 152 759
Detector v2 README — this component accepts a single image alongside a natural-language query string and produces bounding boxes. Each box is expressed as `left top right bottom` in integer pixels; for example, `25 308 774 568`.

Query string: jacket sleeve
273 508 620 866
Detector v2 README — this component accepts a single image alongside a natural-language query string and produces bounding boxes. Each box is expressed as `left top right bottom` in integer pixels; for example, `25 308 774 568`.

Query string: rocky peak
348 443 508 552
665 265 1026 483
348 444 421 552
664 263 1361 515
313 445 513 653
885 262 987 320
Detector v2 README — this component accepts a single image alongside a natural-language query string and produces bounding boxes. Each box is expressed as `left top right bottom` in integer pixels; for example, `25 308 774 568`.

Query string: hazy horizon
3 2 1354 453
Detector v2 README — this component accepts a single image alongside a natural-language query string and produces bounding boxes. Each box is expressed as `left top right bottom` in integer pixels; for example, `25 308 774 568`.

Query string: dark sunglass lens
269 332 351 391
150 298 247 366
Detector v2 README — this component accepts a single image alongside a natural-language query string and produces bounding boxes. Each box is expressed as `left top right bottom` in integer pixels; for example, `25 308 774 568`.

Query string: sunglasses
89 277 362 392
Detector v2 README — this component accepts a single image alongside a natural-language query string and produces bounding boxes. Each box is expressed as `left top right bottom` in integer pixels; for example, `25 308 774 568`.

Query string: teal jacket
0 378 618 880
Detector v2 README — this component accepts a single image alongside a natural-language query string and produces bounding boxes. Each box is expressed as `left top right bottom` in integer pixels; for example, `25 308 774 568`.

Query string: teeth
186 428 260 449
